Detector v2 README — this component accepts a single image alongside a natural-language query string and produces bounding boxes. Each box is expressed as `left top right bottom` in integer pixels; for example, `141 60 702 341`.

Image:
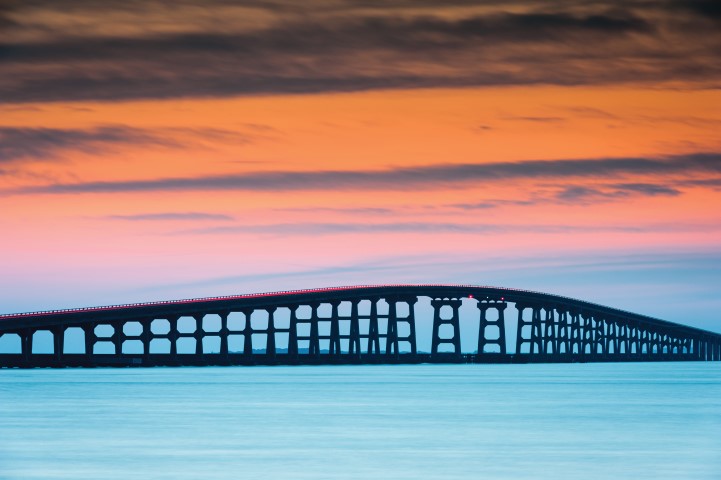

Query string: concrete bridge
1 285 719 368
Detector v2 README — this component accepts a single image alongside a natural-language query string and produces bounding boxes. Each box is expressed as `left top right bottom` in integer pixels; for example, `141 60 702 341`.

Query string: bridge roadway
1 284 720 367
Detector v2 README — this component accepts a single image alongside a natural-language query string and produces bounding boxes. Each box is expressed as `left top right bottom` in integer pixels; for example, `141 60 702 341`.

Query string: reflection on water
1 363 720 479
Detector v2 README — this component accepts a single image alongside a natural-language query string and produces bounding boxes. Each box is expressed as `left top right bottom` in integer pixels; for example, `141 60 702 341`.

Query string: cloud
276 206 397 215
555 182 682 202
7 152 721 195
1 1 718 103
177 220 719 237
104 212 234 221
179 222 635 236
0 125 177 163
502 116 566 123
0 125 265 163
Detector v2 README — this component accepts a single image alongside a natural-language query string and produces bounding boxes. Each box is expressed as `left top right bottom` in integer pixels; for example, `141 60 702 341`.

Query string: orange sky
1 1 720 331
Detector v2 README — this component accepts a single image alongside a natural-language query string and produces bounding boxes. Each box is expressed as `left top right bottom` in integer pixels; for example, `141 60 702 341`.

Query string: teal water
0 364 719 479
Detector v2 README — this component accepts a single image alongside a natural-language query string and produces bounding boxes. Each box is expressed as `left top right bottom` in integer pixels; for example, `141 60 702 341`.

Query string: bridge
0 285 719 368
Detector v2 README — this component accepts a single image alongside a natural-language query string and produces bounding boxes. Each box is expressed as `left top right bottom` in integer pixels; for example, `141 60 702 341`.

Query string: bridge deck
1 285 719 367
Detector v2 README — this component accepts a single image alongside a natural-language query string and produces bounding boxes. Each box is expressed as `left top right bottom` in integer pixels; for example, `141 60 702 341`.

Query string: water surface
1 363 719 479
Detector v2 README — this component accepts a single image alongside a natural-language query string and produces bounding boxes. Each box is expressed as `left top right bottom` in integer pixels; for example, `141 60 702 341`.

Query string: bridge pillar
556 310 569 356
570 311 581 355
168 317 179 357
193 315 203 356
82 324 95 357
53 326 65 361
112 322 123 356
430 298 462 358
530 307 543 355
516 305 529 355
407 298 418 355
348 300 361 358
367 299 381 356
219 312 229 359
595 317 607 358
20 329 33 362
309 303 321 358
477 301 506 355
543 308 557 356
385 298 399 358
141 319 151 363
266 307 277 359
581 313 595 358
242 309 254 361
618 321 629 359
329 302 341 357
288 306 299 358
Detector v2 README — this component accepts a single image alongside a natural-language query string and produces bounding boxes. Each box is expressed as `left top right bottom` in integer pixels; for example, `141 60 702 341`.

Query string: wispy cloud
1 1 719 103
7 152 721 195
0 125 269 163
104 212 234 222
555 182 682 202
0 125 178 163
174 220 718 237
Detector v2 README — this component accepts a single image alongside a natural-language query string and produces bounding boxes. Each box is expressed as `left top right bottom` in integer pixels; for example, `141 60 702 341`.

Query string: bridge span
1 285 719 368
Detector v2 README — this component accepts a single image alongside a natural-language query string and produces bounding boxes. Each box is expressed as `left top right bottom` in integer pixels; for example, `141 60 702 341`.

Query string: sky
1 0 720 332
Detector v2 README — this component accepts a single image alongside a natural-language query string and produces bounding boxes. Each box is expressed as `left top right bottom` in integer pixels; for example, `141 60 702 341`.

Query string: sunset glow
1 1 720 331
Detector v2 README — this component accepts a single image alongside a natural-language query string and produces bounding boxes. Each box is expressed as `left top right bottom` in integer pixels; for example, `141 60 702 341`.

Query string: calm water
1 363 720 479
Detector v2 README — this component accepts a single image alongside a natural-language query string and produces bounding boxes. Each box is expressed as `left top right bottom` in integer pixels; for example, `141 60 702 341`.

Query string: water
1 363 719 479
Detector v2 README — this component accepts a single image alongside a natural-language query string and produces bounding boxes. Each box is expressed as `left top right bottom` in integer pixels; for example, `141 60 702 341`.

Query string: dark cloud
1 1 717 103
0 125 177 162
105 212 234 222
675 0 721 20
610 183 682 196
7 152 721 195
0 125 263 163
555 183 681 201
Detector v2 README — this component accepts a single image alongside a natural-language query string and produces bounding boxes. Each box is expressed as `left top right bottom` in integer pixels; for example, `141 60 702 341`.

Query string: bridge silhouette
1 285 719 368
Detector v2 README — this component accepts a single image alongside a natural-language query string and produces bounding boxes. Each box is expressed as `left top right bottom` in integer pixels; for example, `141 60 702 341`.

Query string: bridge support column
193 315 203 356
348 300 361 358
556 310 569 356
404 297 418 355
385 299 399 358
430 298 462 358
477 301 506 355
581 313 594 358
112 322 123 356
266 308 276 359
367 300 381 355
53 326 65 361
542 308 556 356
329 302 341 357
595 317 607 359
141 319 151 363
243 309 254 361
530 307 543 355
219 312 229 359
20 329 33 363
169 317 179 357
516 305 530 355
570 311 581 355
83 324 95 358
309 303 320 358
288 306 298 359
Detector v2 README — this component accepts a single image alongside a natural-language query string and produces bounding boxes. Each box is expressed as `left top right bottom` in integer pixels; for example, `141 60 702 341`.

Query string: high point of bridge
1 284 719 368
